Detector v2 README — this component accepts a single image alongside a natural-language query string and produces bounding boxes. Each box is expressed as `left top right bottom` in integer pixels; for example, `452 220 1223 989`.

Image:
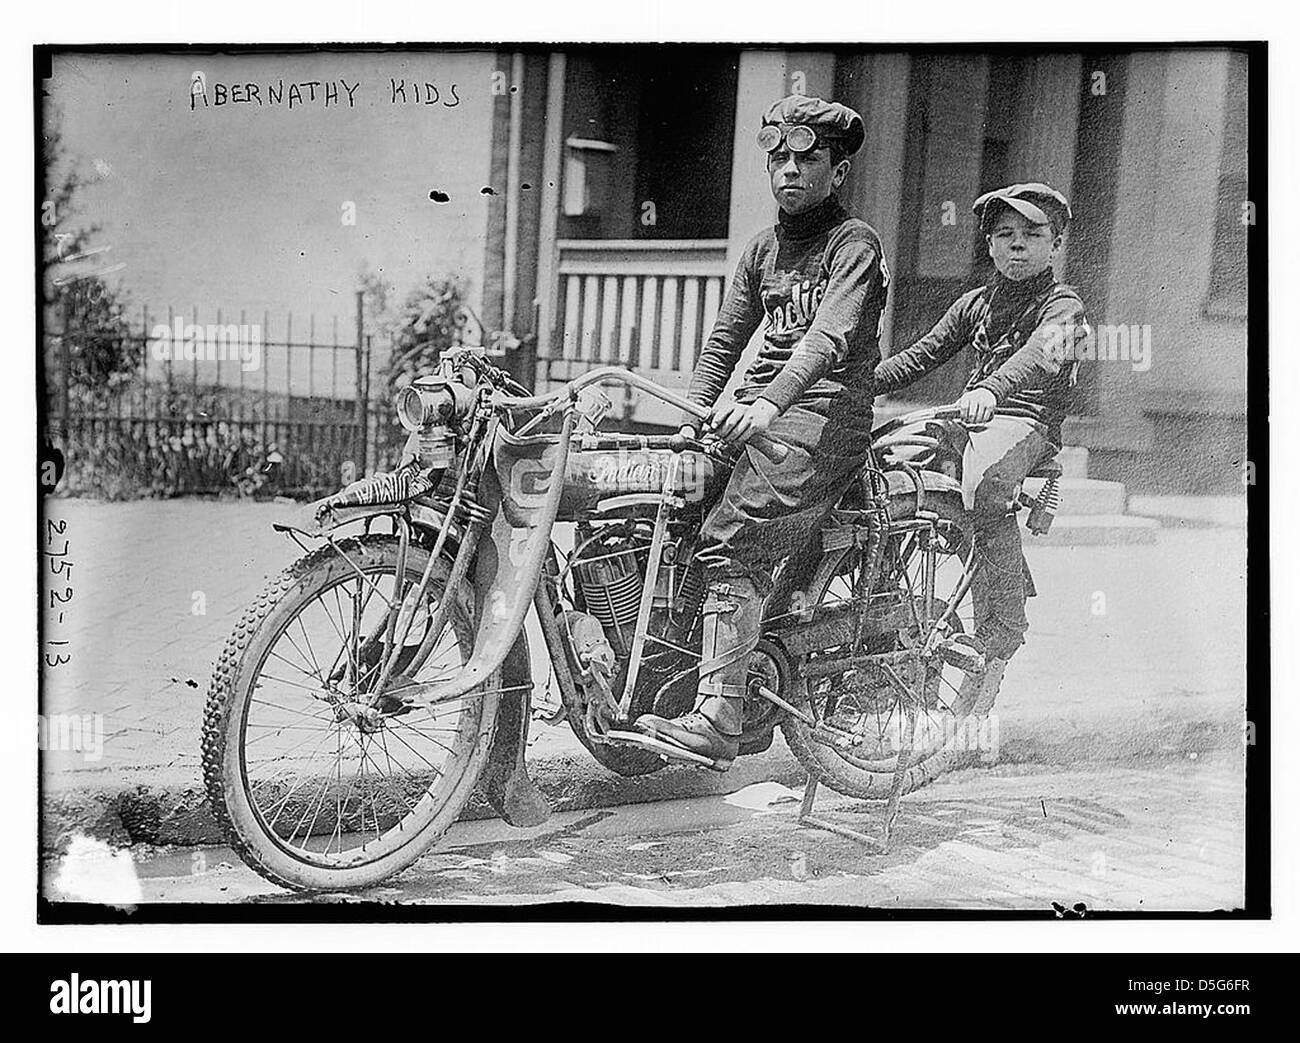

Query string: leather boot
952 656 1008 717
634 574 762 770
951 656 1008 765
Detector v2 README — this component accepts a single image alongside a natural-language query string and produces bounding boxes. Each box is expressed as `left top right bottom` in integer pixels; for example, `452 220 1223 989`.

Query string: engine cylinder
574 546 643 656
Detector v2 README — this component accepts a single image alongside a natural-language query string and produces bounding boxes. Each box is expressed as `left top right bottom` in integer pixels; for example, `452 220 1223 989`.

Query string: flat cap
761 95 865 155
973 182 1073 235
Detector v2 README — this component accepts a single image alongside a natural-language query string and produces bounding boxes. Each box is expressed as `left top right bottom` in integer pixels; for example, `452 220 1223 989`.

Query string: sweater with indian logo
686 196 889 417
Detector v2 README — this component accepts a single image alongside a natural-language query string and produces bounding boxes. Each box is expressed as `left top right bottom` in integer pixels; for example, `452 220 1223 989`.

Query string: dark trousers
695 396 873 591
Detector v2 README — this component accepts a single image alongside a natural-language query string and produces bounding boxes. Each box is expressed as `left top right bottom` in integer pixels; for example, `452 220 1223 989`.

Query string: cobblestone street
69 755 1244 909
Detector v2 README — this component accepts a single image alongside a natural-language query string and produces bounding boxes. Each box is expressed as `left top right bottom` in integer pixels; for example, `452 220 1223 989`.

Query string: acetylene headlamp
395 377 475 434
395 386 430 433
395 376 477 475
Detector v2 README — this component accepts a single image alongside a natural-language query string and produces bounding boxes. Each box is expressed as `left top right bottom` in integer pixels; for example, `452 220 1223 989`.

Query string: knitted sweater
873 269 1087 443
686 196 889 416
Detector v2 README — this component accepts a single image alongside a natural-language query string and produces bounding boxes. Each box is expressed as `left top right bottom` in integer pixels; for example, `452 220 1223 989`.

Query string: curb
41 702 1245 852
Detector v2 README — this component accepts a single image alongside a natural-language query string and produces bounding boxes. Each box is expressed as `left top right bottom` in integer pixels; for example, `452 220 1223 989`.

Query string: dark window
889 54 1023 404
632 55 737 240
559 49 737 241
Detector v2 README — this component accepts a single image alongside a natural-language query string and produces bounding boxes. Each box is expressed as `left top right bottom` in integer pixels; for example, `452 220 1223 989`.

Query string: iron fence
43 293 406 500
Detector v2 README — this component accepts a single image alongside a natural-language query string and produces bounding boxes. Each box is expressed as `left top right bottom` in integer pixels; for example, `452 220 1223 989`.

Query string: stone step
1060 478 1127 516
1056 445 1090 479
1126 495 1246 529
1021 513 1159 547
1022 477 1127 516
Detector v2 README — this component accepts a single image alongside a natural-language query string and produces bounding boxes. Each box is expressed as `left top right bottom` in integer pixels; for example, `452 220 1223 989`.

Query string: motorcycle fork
319 514 410 690
383 513 413 663
923 519 978 644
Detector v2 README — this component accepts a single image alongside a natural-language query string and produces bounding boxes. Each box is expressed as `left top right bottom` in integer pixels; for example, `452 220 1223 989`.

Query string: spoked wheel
781 491 981 799
202 534 500 891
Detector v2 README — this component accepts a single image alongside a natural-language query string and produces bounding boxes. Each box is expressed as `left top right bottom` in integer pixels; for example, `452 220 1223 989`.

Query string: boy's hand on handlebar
671 424 699 452
708 399 779 446
957 388 997 424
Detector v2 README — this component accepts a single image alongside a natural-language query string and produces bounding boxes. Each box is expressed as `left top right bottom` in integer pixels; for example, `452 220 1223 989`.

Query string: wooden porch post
533 53 567 370
726 51 788 276
844 53 912 354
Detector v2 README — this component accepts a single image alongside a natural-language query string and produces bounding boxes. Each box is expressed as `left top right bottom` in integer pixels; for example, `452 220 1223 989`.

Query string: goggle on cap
757 95 865 157
973 183 1073 236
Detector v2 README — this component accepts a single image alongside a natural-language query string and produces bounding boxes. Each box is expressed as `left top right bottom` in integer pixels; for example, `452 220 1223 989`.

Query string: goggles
757 123 826 155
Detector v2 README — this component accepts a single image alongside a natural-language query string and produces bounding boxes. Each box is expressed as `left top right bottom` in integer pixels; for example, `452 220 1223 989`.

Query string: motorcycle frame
272 371 985 790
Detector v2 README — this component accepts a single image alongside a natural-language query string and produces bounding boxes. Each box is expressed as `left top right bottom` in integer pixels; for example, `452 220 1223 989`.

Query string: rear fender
885 467 963 502
272 498 465 543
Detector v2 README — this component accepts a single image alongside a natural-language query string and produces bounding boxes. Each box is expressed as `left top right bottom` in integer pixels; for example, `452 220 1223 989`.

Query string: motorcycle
202 347 1063 890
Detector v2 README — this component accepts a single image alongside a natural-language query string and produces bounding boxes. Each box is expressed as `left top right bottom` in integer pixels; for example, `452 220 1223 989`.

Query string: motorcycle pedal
935 646 985 674
932 634 986 674
603 729 722 769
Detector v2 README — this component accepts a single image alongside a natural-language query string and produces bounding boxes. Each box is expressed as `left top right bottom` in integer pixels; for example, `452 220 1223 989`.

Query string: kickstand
798 698 917 854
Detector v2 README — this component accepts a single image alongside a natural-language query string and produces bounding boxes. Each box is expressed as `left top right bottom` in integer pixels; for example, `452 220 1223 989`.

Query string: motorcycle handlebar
902 405 963 423
498 366 792 465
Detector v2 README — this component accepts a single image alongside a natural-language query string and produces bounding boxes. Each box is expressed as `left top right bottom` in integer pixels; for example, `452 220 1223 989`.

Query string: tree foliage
381 274 473 398
42 122 138 402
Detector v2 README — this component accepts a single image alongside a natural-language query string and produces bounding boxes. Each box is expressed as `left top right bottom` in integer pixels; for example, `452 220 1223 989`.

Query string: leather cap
973 182 1073 235
760 95 865 156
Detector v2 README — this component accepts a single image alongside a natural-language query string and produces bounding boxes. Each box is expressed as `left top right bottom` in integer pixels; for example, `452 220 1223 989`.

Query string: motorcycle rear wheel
781 490 979 799
201 534 499 891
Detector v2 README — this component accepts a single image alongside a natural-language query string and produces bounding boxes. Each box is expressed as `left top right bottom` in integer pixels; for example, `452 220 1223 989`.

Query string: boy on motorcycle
872 183 1089 719
634 95 891 768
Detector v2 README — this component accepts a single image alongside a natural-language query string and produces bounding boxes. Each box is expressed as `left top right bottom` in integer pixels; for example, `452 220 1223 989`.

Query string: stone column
1009 54 1083 281
844 53 911 352
1080 51 1166 454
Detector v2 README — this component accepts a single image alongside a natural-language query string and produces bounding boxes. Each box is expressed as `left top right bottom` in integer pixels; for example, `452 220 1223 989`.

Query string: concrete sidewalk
40 497 1250 848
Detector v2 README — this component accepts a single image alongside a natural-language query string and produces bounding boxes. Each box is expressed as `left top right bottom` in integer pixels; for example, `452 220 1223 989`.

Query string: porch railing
537 239 729 424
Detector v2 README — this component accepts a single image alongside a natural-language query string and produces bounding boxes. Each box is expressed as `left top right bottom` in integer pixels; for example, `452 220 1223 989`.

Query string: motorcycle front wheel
201 534 499 891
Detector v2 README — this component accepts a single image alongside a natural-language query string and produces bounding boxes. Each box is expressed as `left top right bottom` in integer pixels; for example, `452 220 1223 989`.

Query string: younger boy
873 183 1088 717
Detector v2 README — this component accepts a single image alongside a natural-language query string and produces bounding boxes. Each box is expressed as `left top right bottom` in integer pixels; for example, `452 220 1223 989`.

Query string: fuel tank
557 448 727 520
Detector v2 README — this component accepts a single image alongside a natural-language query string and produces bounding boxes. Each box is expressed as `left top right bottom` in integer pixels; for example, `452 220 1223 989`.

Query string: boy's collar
777 195 846 239
988 268 1055 296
